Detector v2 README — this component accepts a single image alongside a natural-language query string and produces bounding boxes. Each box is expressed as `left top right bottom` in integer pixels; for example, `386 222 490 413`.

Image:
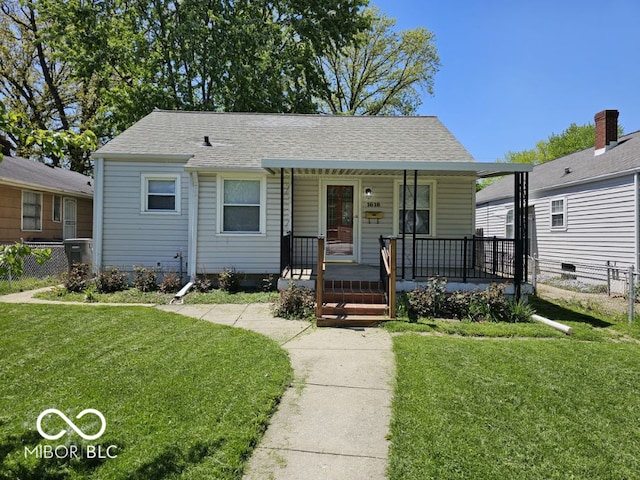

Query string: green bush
159 272 182 293
133 266 157 292
61 263 91 293
95 267 129 293
272 283 315 320
218 267 240 293
406 280 533 323
407 277 447 322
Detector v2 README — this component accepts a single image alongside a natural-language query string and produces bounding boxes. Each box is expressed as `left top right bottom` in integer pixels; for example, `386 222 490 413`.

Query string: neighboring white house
92 110 531 293
476 109 640 286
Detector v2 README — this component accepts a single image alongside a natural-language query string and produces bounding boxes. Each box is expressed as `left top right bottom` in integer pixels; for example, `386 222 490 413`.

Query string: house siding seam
101 161 189 273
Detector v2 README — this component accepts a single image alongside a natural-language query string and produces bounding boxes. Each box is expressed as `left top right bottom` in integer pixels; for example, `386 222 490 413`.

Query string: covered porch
263 158 533 321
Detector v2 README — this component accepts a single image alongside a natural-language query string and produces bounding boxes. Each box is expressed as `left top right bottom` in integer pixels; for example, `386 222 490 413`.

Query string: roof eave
261 159 533 175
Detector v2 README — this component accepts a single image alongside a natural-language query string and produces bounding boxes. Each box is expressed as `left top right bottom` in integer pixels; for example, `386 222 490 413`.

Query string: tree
478 121 625 190
1 0 370 168
0 102 96 164
316 7 440 115
0 0 101 172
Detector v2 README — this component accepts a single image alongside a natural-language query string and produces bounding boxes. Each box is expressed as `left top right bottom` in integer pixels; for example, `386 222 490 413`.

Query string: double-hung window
218 176 265 234
505 209 514 238
395 181 434 235
550 198 566 229
22 190 42 231
141 174 180 213
52 195 62 222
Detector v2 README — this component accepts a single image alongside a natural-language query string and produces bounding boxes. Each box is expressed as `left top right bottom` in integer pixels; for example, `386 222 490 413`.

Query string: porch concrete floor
283 263 381 281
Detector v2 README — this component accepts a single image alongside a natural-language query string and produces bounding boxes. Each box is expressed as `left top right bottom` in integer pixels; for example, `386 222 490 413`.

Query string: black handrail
282 233 318 272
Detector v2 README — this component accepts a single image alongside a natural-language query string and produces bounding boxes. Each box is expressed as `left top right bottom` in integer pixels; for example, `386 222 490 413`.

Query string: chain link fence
0 242 68 282
530 256 637 322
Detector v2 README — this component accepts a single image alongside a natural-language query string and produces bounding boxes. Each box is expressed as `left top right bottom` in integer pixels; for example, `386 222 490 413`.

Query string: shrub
407 277 447 322
218 267 240 293
193 275 213 293
405 281 531 323
159 272 182 293
96 267 129 293
261 273 276 292
272 283 315 320
61 263 91 293
133 266 157 292
506 299 535 323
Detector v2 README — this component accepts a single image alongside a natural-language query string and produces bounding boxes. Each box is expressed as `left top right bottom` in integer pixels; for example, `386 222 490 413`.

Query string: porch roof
261 158 533 178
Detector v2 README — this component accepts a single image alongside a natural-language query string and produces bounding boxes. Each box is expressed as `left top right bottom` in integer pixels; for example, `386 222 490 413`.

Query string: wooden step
317 315 389 327
323 290 387 304
322 302 387 317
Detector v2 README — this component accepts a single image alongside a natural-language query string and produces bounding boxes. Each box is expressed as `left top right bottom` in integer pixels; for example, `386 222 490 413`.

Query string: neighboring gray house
92 110 531 305
477 109 640 283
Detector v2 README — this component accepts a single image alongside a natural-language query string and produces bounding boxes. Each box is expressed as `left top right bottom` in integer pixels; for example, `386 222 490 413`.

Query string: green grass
32 287 278 304
0 303 292 479
389 335 640 480
0 276 58 295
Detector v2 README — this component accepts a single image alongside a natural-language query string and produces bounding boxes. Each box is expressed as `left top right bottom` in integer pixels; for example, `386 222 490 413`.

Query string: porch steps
318 280 389 327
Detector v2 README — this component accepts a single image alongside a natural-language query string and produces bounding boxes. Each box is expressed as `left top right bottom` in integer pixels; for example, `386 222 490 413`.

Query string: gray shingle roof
0 155 93 197
476 130 640 203
94 110 475 168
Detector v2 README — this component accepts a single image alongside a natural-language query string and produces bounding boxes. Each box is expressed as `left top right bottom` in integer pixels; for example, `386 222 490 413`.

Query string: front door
322 181 358 261
63 198 77 239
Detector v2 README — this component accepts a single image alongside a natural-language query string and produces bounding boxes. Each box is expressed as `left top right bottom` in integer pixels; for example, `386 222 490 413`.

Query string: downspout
92 157 104 274
633 172 640 272
187 171 199 281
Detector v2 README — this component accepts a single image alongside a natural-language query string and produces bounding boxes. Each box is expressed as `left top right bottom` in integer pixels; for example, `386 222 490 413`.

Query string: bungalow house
476 109 640 291
92 110 532 321
0 154 93 243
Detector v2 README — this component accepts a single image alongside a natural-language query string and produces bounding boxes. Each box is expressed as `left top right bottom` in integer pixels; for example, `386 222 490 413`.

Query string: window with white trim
53 195 62 222
141 174 180 213
22 190 42 231
550 198 566 229
505 209 514 238
394 181 434 236
218 176 266 234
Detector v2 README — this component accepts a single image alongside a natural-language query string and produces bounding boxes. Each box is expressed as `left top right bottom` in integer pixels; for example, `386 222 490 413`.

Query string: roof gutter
91 152 193 162
0 178 93 199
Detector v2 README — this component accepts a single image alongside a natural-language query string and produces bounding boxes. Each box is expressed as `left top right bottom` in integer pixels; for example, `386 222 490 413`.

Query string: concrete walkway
2 291 395 479
159 303 395 480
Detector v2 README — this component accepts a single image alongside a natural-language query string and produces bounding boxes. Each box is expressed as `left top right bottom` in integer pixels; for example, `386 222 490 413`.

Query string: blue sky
372 0 640 162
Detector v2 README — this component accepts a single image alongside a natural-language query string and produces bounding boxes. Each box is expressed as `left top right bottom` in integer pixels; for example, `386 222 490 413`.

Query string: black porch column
513 171 529 299
402 170 407 280
280 168 285 272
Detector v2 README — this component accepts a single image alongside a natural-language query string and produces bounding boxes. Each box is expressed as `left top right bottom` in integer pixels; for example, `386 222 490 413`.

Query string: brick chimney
594 109 618 156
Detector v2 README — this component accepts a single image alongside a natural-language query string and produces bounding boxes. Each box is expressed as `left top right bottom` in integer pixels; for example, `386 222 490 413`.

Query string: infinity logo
36 408 107 441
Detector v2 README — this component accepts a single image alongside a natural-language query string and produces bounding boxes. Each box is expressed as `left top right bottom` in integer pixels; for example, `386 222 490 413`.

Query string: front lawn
33 287 278 304
388 335 640 479
0 303 291 479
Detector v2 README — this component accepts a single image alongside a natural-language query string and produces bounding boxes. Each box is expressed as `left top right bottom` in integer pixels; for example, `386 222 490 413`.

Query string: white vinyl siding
197 173 281 273
101 161 188 272
22 190 42 231
476 175 637 269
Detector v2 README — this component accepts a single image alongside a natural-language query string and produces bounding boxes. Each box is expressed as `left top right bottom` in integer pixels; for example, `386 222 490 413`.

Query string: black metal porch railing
281 233 317 273
401 236 517 282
